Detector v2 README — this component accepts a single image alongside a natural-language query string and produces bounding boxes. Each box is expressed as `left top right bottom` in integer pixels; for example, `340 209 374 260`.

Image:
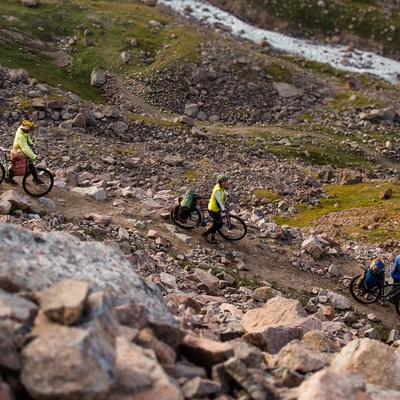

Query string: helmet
217 174 228 183
21 120 34 129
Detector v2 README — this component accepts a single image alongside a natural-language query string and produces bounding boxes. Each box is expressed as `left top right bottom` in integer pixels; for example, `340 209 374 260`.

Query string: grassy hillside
0 0 201 102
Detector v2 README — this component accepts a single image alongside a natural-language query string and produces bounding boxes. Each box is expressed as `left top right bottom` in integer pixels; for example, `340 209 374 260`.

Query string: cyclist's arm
215 190 226 211
17 137 37 160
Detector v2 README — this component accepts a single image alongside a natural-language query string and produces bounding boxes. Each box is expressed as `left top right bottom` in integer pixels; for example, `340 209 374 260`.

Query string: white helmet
217 174 228 183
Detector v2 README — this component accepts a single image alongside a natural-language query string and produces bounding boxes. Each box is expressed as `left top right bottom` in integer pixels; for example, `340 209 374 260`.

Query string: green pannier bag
180 188 195 211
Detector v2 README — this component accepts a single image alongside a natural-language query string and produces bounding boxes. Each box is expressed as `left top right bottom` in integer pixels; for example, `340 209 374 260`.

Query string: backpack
357 258 385 290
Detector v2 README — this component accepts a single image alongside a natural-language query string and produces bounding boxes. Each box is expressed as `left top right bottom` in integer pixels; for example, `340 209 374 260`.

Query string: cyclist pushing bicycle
170 180 247 241
201 174 229 244
350 256 400 315
6 119 43 185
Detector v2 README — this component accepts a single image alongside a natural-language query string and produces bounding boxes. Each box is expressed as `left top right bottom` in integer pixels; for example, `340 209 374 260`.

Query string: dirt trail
40 185 400 334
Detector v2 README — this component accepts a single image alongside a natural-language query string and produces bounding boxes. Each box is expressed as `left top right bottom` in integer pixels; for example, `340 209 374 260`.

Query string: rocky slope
1 60 400 400
1 2 400 399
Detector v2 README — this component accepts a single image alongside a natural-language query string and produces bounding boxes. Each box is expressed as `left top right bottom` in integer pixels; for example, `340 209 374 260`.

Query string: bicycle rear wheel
22 168 54 197
0 165 5 184
349 274 381 304
218 215 247 241
170 205 201 230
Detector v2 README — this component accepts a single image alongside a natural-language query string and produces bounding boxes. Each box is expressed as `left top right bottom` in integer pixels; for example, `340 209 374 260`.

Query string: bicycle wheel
0 165 5 184
349 274 381 304
218 215 247 241
170 205 201 230
22 168 54 197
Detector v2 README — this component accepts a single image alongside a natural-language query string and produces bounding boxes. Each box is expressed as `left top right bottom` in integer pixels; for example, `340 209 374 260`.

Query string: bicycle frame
195 196 235 226
0 146 11 169
196 203 215 227
350 273 400 315
380 281 400 301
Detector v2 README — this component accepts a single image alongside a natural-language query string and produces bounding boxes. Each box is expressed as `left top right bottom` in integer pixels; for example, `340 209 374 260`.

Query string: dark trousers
205 210 223 236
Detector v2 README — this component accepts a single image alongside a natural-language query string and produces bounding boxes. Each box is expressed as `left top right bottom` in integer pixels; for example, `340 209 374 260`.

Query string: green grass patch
263 137 370 168
327 92 385 111
286 56 347 80
211 125 379 168
275 181 396 224
113 147 136 155
145 25 202 70
264 60 292 82
184 170 199 184
253 189 280 202
0 39 103 101
274 181 400 242
265 143 329 165
84 144 101 152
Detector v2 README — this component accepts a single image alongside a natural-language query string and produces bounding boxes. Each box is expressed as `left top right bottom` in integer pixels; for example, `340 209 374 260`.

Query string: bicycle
0 146 54 197
349 273 400 316
170 193 247 241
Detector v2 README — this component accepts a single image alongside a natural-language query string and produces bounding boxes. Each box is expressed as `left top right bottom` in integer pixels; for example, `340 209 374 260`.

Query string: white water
161 0 400 84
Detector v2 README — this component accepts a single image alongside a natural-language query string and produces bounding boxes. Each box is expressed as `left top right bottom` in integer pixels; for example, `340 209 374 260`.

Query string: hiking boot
201 232 209 241
5 178 18 185
202 233 219 244
209 236 219 244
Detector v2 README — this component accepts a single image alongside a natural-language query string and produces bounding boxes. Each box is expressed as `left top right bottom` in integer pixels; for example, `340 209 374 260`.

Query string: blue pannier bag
358 258 385 290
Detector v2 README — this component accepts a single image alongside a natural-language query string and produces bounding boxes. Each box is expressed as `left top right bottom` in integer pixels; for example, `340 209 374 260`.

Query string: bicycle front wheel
218 215 247 241
0 165 5 184
349 274 381 304
22 168 54 197
170 205 201 230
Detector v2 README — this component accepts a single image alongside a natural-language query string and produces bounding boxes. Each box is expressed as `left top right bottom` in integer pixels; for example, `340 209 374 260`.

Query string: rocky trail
1 60 400 331
1 131 399 334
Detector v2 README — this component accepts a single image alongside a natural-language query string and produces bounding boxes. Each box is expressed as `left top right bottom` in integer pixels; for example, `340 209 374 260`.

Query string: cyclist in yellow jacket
201 174 228 244
6 119 43 185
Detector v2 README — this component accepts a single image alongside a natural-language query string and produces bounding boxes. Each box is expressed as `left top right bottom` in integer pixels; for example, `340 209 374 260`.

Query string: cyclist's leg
28 160 43 184
5 165 17 185
202 210 222 243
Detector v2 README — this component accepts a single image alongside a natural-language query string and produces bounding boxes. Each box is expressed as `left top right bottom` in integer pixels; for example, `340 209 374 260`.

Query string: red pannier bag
10 149 28 176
